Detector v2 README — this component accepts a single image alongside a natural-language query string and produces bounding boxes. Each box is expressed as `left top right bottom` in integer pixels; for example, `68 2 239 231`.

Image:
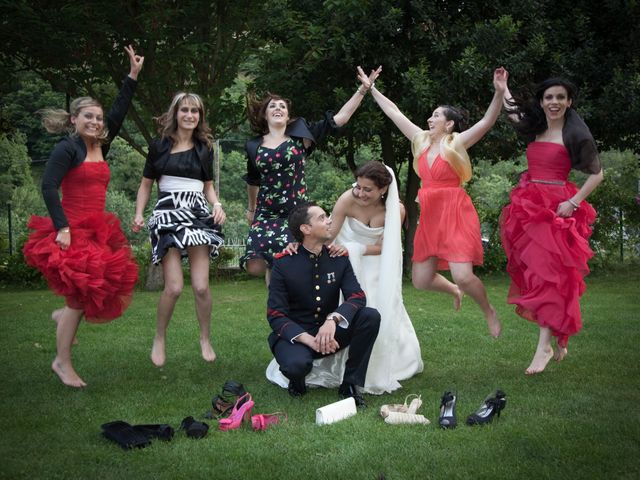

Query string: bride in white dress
266 161 423 393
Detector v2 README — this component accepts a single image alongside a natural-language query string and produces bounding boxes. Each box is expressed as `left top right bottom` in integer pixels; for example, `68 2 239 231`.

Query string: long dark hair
354 161 392 204
154 92 213 149
507 77 577 137
439 105 469 132
246 92 293 135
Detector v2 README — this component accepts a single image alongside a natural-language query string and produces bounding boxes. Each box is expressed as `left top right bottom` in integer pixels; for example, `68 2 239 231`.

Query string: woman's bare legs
151 249 183 367
51 306 85 387
412 258 464 310
187 245 216 362
246 258 271 287
526 326 554 374
52 307 78 345
449 262 501 337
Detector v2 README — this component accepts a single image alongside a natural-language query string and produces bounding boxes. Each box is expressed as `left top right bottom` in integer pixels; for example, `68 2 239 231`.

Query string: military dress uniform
267 245 380 392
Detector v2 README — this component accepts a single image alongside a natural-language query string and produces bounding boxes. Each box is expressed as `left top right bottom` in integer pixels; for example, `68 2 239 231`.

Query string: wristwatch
328 315 341 325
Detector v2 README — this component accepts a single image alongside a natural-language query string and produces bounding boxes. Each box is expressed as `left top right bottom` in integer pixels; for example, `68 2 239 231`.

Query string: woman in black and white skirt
133 92 225 367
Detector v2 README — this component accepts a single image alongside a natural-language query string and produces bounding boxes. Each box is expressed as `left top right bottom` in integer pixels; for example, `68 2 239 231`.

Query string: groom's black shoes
287 379 307 397
339 382 367 408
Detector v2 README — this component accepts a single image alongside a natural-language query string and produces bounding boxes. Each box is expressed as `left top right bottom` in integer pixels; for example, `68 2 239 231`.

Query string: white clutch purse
315 397 357 426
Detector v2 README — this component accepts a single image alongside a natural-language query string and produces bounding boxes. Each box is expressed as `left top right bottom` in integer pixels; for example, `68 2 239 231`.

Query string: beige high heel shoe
384 412 430 425
380 394 423 418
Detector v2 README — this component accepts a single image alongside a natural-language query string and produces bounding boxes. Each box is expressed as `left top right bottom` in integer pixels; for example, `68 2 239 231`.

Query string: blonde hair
40 97 109 143
154 92 213 149
411 130 472 184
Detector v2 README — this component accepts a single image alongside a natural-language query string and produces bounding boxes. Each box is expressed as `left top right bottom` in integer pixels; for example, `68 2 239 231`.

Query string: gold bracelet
59 227 70 233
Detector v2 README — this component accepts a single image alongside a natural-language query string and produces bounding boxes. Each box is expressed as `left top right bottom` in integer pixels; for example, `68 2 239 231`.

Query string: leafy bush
0 237 45 288
0 132 34 206
576 149 640 267
468 156 526 272
107 138 147 201
105 189 145 246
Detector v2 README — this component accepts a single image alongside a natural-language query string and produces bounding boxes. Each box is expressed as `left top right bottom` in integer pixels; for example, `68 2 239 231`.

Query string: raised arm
104 46 144 147
363 67 422 141
458 67 507 149
500 69 521 123
332 66 381 127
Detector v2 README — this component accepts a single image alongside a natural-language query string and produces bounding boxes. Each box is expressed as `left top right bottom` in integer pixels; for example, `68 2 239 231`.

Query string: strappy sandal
205 380 248 419
380 394 423 418
384 412 431 425
251 412 288 432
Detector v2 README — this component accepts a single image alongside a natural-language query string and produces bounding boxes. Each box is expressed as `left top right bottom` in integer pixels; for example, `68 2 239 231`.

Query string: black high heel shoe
466 390 506 426
438 391 457 429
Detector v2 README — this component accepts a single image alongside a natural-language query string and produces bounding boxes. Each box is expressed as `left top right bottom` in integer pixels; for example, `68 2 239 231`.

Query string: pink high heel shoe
218 393 254 431
251 412 287 432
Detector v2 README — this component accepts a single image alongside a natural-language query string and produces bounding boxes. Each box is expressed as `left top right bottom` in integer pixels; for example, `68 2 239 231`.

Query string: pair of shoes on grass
380 394 430 425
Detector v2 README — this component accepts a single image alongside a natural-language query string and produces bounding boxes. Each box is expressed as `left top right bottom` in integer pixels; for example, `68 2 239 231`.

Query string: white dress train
266 166 423 394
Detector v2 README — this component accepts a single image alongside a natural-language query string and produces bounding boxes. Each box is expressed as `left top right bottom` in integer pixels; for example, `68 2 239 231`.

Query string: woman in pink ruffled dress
501 76 603 374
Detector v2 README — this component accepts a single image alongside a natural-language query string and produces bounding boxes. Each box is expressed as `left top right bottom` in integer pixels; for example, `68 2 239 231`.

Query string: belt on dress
530 178 565 185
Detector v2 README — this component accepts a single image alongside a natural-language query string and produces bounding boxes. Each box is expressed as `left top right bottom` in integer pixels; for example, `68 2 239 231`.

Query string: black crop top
143 148 212 181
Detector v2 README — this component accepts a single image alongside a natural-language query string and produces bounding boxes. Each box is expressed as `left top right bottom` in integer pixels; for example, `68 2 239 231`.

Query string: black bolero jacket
525 109 601 174
41 76 137 230
243 112 339 186
142 137 214 182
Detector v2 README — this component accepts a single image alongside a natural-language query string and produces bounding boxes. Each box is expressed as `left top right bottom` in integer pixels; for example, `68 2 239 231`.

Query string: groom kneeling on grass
266 202 380 407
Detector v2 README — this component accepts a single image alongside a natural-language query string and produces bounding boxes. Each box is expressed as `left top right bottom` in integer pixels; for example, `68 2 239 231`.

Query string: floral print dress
241 138 308 268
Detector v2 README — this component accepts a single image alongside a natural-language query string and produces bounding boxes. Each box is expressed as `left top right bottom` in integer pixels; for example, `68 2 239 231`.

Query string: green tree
0 0 269 154
108 138 147 201
0 132 33 207
0 71 65 160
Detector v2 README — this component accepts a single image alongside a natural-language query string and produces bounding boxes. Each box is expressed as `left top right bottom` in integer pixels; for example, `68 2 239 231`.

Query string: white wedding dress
266 166 423 394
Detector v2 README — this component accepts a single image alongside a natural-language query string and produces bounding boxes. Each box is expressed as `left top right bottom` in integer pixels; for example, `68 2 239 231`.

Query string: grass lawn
0 271 638 479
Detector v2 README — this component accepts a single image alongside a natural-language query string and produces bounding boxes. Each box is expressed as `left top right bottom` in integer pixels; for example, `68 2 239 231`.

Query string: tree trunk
145 263 164 291
404 161 420 272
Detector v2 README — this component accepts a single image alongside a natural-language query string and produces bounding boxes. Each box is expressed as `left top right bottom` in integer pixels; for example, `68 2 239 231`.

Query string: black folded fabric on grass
101 421 152 450
132 424 174 441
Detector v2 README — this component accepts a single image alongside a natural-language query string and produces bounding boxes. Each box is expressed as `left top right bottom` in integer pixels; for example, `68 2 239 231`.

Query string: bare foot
51 358 86 388
453 287 463 311
485 305 501 338
525 346 553 375
151 336 166 367
553 343 568 362
200 339 217 363
51 309 79 345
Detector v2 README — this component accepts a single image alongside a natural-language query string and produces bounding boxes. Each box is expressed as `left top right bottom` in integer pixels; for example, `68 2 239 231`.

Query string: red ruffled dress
412 148 483 270
500 142 596 347
23 161 138 322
